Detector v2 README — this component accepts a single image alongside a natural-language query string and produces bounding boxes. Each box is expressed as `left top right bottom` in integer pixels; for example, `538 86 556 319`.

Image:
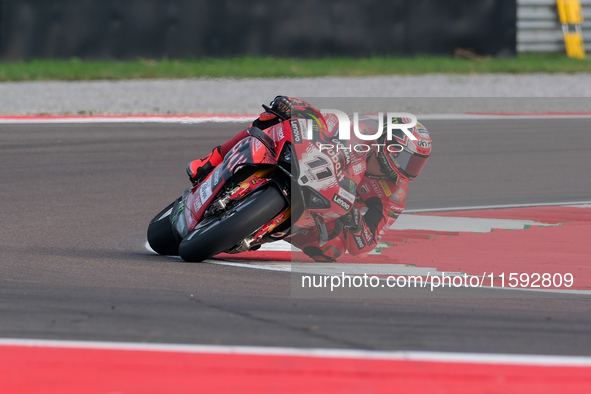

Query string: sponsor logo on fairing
291 119 302 143
353 235 366 249
363 228 373 243
352 161 366 175
192 193 203 212
338 187 356 204
332 194 352 211
200 178 213 203
212 167 222 188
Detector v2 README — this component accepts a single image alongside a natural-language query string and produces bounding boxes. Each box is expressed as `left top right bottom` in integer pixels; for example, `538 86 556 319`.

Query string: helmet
376 118 432 181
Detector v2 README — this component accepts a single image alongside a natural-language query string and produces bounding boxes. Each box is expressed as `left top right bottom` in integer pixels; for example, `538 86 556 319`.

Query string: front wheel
147 198 181 256
179 186 286 262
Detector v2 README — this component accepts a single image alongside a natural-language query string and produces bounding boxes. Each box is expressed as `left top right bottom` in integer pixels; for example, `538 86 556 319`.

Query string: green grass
0 54 589 81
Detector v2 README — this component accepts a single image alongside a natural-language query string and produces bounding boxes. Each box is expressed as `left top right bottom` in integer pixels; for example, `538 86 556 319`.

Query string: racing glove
269 96 293 120
340 206 362 233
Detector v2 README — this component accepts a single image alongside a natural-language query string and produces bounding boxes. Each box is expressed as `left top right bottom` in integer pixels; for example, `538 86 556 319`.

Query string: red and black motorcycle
147 113 353 262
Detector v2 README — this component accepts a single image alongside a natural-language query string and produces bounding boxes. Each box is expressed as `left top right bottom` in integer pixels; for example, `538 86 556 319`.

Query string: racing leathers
289 112 410 262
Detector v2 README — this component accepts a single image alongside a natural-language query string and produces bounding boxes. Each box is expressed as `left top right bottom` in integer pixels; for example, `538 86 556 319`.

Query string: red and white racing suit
289 112 410 262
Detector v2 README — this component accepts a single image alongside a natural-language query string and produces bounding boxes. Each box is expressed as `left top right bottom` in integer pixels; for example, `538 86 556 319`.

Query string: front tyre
179 186 286 262
147 198 181 256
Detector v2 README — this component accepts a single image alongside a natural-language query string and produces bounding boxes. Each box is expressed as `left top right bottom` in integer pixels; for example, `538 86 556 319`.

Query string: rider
187 96 432 262
186 96 295 184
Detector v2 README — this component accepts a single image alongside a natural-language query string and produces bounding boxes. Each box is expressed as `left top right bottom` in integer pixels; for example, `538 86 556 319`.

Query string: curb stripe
2 338 591 366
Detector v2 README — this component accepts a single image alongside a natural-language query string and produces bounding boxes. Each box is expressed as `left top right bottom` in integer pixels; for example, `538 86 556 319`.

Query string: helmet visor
389 149 429 178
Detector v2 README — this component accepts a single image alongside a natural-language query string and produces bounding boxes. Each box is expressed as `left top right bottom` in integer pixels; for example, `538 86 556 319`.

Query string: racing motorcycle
147 112 352 262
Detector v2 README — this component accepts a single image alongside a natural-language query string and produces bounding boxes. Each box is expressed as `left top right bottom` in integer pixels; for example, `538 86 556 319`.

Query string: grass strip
0 54 589 81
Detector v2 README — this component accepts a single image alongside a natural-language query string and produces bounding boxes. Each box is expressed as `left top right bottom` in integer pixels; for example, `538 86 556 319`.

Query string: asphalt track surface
1 118 591 356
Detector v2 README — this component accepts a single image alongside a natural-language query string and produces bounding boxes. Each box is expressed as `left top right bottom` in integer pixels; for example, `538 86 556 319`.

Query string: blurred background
2 0 586 60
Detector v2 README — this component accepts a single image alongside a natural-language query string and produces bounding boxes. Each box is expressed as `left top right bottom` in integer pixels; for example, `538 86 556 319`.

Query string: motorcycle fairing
182 127 290 232
290 135 353 230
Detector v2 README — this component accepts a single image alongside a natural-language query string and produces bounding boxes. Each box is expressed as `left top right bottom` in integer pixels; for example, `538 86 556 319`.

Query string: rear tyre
147 198 181 256
179 186 286 262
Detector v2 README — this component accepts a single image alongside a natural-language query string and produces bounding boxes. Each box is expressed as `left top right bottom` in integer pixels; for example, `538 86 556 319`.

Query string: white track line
206 260 291 272
2 337 591 366
0 115 255 124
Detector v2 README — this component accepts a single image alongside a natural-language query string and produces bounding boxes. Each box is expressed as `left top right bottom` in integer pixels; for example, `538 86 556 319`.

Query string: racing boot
186 146 223 185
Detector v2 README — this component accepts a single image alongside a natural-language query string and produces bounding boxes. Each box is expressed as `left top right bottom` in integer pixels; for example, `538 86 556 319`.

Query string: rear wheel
147 198 181 256
179 186 286 262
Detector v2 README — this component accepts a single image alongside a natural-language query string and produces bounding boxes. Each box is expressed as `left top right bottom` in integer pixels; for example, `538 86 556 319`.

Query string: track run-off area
1 113 590 392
